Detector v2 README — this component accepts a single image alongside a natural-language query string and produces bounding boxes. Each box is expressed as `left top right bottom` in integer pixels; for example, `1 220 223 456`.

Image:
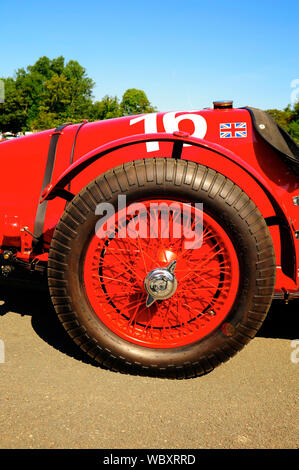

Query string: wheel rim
83 199 240 348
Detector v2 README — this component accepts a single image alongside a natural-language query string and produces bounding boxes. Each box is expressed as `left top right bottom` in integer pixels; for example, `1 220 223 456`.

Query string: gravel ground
0 281 298 449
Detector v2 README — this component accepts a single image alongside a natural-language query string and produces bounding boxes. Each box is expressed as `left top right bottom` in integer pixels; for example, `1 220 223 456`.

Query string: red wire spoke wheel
83 201 240 348
48 159 275 378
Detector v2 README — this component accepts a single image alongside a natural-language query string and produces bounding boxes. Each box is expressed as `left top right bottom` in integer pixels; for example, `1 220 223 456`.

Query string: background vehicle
0 100 298 378
1 132 16 141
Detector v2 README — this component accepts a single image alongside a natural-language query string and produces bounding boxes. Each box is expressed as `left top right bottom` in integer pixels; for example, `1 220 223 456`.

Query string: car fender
41 132 297 282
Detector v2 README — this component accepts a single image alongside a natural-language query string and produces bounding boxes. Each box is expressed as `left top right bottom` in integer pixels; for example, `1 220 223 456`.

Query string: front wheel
48 158 276 378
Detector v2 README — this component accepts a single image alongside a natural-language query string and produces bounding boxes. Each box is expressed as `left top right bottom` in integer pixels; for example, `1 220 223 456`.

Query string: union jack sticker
220 122 247 138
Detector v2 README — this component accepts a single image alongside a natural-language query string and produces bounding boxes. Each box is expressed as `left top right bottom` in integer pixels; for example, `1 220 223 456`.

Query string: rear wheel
48 158 276 378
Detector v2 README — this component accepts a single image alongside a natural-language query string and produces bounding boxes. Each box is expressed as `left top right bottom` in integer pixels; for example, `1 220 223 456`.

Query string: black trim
243 106 299 175
264 216 281 226
67 120 88 196
69 120 88 167
53 188 75 202
171 140 184 159
33 123 72 243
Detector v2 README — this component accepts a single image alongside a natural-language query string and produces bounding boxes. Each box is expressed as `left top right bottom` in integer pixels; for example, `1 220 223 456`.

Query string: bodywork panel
0 107 298 294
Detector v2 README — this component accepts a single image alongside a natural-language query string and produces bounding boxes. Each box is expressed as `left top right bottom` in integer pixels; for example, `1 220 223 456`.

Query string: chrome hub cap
144 260 177 307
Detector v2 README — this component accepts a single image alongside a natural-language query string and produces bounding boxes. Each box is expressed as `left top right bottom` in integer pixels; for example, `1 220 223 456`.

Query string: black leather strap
33 123 72 242
67 120 88 190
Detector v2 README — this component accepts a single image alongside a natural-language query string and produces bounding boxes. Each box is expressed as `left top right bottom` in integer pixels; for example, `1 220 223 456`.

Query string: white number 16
130 112 207 152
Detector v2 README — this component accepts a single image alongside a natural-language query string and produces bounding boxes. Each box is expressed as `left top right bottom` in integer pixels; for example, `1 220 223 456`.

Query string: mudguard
41 131 297 283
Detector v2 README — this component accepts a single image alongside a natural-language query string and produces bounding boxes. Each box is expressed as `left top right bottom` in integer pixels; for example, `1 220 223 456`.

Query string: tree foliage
120 88 156 115
89 95 122 121
266 102 299 143
3 55 297 144
0 56 156 132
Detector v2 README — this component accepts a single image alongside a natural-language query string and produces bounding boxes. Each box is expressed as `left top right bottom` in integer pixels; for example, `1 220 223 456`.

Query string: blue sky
1 0 298 111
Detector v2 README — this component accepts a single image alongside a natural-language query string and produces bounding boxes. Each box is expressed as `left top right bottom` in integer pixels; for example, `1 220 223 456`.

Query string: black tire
48 158 276 379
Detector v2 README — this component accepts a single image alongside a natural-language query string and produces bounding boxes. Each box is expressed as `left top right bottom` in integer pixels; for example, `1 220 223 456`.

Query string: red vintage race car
0 100 298 378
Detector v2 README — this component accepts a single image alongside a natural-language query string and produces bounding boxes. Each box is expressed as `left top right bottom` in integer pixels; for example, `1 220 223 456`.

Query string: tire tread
48 158 276 379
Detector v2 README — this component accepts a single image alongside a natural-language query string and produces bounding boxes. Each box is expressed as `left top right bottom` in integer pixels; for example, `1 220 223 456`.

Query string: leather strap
33 123 72 241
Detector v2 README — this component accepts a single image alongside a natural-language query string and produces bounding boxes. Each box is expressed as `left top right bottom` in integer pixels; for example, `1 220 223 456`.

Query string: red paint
0 107 298 297
84 201 240 347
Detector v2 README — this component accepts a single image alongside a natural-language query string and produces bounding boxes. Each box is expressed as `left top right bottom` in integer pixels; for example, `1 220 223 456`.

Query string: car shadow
0 278 298 368
0 278 100 367
256 297 299 339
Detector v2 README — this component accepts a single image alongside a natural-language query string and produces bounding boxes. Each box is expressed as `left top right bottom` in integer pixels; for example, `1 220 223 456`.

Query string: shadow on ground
0 277 99 367
0 277 298 367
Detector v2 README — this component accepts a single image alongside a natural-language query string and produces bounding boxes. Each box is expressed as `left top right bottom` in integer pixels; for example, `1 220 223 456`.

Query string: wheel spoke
84 199 240 348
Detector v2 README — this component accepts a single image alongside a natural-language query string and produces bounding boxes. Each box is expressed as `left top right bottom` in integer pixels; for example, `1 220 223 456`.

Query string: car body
1 101 298 377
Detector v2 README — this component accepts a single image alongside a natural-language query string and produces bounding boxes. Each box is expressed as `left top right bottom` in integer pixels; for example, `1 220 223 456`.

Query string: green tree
120 88 156 116
0 77 28 132
0 56 157 132
266 103 299 143
87 89 157 121
30 111 61 131
43 75 72 114
292 100 299 121
0 56 94 131
61 60 94 119
266 106 292 129
288 120 299 142
90 95 122 121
